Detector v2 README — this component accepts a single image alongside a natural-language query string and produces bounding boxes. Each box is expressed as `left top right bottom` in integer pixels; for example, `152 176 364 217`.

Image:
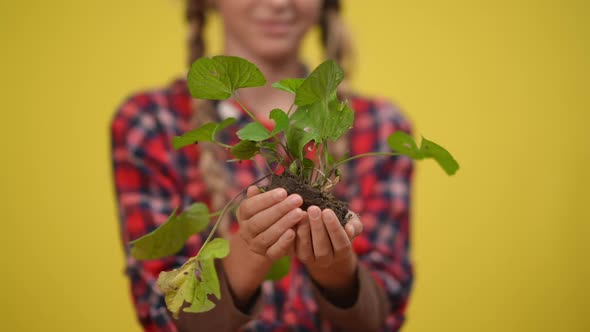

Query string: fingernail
308 207 320 219
291 208 303 220
288 194 302 205
286 229 295 239
274 189 287 200
346 224 354 235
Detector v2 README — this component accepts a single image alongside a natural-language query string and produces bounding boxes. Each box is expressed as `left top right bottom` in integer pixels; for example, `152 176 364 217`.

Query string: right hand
236 186 304 261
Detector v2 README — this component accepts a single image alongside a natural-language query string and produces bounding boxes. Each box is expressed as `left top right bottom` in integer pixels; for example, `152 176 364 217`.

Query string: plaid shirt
111 78 414 331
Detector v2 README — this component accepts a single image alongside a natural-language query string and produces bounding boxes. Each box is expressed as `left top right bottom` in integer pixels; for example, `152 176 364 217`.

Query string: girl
111 0 414 331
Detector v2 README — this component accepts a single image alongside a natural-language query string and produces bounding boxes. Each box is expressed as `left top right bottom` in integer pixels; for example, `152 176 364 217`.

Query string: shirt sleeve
312 263 391 332
110 94 261 332
312 100 414 331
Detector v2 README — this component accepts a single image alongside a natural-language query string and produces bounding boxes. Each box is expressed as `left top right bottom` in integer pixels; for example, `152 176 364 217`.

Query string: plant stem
193 173 272 260
259 151 275 174
233 94 259 123
272 136 293 163
315 143 322 183
233 94 293 164
214 141 233 149
209 210 223 218
286 102 296 117
321 141 329 186
330 152 401 170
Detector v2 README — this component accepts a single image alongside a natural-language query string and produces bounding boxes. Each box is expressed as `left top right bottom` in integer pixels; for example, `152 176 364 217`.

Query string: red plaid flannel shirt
111 78 414 331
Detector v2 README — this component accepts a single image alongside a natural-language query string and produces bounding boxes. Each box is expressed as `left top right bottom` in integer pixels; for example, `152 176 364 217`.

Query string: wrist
222 234 272 306
307 253 358 290
307 254 360 307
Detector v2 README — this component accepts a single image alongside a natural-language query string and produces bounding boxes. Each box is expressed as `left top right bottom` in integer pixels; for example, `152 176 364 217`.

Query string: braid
186 0 231 236
186 0 206 65
319 0 355 163
320 0 354 83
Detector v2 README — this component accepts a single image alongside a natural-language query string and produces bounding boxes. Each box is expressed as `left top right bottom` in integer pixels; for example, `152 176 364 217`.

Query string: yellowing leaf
157 262 197 319
157 238 230 318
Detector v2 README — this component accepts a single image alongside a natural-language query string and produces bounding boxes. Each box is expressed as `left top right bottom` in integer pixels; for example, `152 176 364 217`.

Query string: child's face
215 0 322 60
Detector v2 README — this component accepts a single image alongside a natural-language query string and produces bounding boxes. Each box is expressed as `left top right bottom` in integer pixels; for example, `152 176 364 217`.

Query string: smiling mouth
258 20 292 36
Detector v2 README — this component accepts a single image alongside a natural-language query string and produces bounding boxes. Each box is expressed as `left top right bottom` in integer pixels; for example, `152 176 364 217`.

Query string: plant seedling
128 56 459 318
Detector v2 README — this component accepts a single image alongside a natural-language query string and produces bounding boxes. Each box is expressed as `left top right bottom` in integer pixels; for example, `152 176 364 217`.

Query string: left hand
294 206 363 269
294 206 363 302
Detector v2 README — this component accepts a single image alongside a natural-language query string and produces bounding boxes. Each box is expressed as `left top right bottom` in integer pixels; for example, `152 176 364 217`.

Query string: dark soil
263 172 351 226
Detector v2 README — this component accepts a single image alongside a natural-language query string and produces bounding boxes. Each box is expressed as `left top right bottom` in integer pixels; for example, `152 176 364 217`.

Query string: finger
323 209 352 255
266 229 295 261
246 186 260 199
295 214 314 263
345 212 363 240
247 194 303 236
238 188 287 221
308 206 333 263
251 208 303 254
287 242 295 257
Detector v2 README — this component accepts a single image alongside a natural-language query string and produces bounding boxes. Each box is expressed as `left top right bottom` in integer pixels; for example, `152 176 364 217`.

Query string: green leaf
272 78 305 94
187 56 266 100
285 101 325 158
285 97 352 157
199 238 230 260
324 99 354 141
285 125 316 159
260 141 277 151
269 108 289 136
230 140 259 160
420 137 460 175
295 60 344 106
287 158 314 177
130 203 210 260
236 122 271 141
173 117 237 150
265 256 291 281
387 132 460 175
173 123 217 149
387 131 424 160
213 117 237 137
288 160 299 174
301 158 315 178
287 102 322 141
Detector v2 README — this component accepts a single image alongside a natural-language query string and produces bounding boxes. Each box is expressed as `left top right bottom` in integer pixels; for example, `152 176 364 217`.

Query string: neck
223 44 304 119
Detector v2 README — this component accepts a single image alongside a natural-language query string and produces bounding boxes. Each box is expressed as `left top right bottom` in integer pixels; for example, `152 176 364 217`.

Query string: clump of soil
263 172 351 226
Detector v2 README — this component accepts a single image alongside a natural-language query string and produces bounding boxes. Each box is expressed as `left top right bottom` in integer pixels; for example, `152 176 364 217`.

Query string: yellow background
1 0 588 331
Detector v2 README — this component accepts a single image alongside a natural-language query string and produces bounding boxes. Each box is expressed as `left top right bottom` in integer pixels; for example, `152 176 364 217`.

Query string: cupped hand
236 186 304 261
295 206 363 269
